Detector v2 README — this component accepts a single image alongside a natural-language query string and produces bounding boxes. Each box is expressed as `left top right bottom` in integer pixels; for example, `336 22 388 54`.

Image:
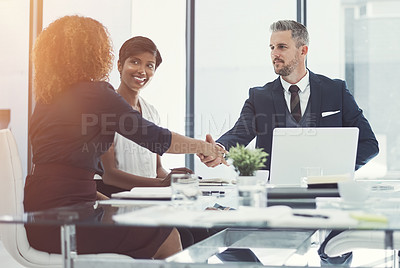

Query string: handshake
197 134 228 168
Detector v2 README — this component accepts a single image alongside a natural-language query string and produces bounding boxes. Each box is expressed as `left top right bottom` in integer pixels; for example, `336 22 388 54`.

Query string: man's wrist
216 143 226 158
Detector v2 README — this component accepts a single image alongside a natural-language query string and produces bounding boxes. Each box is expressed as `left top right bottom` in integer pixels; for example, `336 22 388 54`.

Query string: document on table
114 204 363 229
199 177 230 186
269 208 359 229
113 205 293 228
111 186 172 200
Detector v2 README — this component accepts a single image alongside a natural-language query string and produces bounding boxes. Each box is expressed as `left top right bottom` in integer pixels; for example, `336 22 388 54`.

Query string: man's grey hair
270 20 309 47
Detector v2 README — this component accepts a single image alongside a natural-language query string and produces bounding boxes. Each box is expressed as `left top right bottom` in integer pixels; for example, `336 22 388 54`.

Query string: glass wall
0 0 30 176
307 0 400 179
194 0 297 178
130 0 187 169
42 0 133 87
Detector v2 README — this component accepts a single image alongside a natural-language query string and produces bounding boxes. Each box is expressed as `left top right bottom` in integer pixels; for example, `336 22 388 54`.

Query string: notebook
269 127 359 186
111 187 172 200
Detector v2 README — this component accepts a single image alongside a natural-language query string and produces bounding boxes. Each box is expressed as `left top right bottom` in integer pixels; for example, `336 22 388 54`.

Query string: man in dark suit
199 19 378 171
198 20 379 266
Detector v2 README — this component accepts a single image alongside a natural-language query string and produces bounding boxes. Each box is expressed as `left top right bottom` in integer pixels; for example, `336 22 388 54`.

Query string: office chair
0 129 131 267
324 230 400 257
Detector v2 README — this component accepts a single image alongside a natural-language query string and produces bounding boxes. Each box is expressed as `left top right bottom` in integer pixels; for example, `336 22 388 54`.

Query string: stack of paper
307 174 351 188
111 186 172 200
199 178 230 186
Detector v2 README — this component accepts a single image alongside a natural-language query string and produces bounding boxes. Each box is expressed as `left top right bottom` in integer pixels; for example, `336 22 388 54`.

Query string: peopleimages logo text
81 113 144 136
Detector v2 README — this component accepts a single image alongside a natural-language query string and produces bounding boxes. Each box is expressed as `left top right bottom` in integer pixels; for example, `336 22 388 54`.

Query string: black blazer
217 71 379 170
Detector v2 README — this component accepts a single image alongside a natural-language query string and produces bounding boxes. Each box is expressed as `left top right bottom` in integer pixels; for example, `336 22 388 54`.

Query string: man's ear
301 45 308 56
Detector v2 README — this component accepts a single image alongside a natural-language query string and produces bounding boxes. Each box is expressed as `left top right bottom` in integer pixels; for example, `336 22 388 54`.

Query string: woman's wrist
201 140 212 155
156 177 168 186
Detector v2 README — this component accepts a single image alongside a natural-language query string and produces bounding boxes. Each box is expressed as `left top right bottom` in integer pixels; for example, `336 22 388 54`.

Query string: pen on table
202 190 225 196
293 213 329 219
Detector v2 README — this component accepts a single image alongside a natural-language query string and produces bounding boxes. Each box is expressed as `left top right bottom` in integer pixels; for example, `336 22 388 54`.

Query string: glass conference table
2 183 400 268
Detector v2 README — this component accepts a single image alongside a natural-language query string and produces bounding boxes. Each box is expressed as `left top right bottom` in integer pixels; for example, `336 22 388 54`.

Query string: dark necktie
289 85 301 122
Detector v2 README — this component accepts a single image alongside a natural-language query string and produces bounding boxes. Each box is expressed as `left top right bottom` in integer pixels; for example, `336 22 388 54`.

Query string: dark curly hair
118 36 162 70
33 15 114 104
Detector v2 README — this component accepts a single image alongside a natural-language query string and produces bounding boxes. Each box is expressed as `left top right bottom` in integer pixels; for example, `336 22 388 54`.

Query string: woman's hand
167 133 228 164
203 143 228 166
159 167 193 186
197 134 228 167
96 191 109 200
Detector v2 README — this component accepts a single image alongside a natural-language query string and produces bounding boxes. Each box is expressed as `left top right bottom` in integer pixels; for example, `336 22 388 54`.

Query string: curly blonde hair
33 15 114 104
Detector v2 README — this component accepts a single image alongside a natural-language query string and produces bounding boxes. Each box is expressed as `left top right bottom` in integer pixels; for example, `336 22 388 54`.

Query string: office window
0 0 30 176
308 0 400 179
130 0 186 169
193 0 297 178
42 0 133 87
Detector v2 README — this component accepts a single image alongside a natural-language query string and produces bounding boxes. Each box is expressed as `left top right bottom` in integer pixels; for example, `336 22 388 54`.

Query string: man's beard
274 55 299 76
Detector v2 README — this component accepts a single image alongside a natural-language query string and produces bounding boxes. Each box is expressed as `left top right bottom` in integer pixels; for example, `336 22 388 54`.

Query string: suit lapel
271 77 287 127
309 71 322 126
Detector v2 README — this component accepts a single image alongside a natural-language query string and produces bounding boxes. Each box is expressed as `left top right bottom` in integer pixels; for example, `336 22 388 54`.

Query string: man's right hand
197 134 227 167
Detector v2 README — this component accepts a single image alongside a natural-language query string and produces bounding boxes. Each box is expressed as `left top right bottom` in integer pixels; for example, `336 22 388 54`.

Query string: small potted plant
227 144 268 207
227 143 268 177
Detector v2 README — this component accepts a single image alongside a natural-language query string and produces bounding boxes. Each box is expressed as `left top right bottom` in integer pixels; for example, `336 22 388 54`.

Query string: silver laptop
269 127 359 186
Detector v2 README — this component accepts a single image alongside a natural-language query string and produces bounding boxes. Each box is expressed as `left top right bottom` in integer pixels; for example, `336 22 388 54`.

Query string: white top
280 71 310 116
113 96 161 178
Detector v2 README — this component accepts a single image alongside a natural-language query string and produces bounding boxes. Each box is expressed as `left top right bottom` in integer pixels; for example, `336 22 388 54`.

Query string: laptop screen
269 127 359 186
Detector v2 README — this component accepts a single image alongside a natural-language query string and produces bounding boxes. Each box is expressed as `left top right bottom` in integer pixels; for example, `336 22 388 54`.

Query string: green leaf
227 143 269 176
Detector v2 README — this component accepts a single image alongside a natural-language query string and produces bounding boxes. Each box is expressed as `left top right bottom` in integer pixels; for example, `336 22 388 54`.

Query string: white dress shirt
113 96 160 178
